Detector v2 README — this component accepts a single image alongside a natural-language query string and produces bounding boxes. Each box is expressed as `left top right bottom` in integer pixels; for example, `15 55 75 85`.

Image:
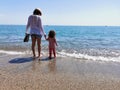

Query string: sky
0 0 120 26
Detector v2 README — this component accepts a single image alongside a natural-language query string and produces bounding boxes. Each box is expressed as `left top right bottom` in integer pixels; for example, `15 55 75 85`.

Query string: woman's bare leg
31 36 36 58
37 37 41 58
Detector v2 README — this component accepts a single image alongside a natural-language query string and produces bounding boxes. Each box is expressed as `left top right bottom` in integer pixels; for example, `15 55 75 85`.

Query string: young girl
46 30 58 59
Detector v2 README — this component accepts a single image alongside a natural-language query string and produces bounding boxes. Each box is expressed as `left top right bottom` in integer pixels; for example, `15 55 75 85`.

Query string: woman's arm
39 17 46 38
26 16 31 33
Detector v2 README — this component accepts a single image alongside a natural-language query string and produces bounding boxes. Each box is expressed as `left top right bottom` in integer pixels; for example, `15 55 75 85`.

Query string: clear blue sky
0 0 120 26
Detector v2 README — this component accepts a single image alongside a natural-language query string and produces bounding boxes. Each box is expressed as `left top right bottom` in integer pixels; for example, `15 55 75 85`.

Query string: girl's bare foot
49 56 52 59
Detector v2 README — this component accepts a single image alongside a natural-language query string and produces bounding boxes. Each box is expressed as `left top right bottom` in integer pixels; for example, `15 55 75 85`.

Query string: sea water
0 25 120 62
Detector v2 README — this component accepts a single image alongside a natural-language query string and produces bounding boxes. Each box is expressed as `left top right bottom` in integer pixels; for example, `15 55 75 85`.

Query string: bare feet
49 56 52 59
36 56 41 60
37 56 40 58
33 56 36 59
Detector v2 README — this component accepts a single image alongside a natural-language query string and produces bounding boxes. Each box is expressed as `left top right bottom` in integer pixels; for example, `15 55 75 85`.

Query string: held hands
44 34 47 39
56 43 58 46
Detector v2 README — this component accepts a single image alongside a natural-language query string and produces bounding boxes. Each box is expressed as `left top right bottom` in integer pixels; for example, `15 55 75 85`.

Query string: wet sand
0 54 120 90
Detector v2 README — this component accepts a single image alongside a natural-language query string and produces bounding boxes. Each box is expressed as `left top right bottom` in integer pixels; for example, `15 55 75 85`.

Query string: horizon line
0 24 120 27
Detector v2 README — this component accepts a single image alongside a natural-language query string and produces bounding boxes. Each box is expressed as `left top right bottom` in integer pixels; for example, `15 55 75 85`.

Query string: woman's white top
26 15 46 36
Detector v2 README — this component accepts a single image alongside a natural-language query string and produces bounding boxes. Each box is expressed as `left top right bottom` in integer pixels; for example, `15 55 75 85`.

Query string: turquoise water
0 25 120 62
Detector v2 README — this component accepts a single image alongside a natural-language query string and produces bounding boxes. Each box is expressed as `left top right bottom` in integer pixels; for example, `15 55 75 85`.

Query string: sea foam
0 50 25 55
58 51 120 62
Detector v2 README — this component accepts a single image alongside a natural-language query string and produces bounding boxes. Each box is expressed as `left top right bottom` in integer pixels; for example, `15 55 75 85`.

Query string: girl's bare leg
31 36 36 58
53 48 56 58
49 48 52 59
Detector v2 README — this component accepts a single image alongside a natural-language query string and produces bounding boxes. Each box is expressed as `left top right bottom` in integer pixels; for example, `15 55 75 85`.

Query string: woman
26 8 46 59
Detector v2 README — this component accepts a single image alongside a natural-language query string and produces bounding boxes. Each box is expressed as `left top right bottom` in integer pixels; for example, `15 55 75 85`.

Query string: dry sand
0 54 120 90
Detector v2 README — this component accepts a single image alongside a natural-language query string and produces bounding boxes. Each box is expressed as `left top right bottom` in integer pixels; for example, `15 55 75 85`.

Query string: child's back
46 30 57 59
48 37 56 49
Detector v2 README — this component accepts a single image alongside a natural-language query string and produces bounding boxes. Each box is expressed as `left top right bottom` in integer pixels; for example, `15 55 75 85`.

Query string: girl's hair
48 30 56 38
33 8 42 16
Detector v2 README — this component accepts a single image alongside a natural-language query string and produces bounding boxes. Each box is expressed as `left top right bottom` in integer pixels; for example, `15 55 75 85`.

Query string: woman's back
29 15 40 30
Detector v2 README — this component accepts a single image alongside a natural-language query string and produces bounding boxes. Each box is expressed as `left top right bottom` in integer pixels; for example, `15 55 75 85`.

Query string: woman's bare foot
32 56 36 59
36 55 40 58
36 56 41 60
38 57 41 61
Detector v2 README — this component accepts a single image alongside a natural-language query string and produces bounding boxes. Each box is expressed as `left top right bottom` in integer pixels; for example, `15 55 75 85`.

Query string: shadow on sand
9 57 33 64
41 57 54 61
9 57 53 64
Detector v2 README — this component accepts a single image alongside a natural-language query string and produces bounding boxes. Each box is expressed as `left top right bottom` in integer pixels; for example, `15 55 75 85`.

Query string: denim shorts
31 34 42 38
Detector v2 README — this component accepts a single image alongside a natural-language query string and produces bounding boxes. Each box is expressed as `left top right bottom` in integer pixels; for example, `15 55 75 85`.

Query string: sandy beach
0 54 120 90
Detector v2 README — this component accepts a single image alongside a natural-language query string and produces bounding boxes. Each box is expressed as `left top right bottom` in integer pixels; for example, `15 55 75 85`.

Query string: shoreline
0 54 120 90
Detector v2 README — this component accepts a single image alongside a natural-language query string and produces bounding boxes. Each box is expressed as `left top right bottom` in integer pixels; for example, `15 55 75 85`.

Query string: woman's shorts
31 34 42 38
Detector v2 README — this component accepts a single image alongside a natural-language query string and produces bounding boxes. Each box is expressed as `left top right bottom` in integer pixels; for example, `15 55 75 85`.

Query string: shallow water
0 25 120 62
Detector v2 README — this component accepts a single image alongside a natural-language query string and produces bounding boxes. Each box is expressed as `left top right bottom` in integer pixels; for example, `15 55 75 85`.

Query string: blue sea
0 25 120 62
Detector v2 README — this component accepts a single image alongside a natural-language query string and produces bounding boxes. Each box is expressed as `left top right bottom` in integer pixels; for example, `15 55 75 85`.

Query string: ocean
0 25 120 62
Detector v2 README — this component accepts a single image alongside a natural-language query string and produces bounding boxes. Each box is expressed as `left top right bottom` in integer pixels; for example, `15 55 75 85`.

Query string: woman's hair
48 30 56 38
33 8 42 16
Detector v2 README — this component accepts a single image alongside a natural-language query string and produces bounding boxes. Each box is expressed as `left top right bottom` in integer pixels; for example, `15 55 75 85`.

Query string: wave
58 51 120 62
0 50 26 55
1 49 120 63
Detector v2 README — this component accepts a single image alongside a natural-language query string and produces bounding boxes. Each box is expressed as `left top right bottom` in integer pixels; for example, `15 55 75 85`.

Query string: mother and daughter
26 8 58 59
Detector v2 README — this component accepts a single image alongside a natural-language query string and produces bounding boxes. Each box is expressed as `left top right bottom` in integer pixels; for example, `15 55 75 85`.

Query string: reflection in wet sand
31 60 37 71
1 55 120 90
30 58 57 73
48 59 57 73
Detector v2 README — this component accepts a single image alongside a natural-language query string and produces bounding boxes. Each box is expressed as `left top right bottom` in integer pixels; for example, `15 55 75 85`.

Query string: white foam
58 51 120 62
0 50 25 55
